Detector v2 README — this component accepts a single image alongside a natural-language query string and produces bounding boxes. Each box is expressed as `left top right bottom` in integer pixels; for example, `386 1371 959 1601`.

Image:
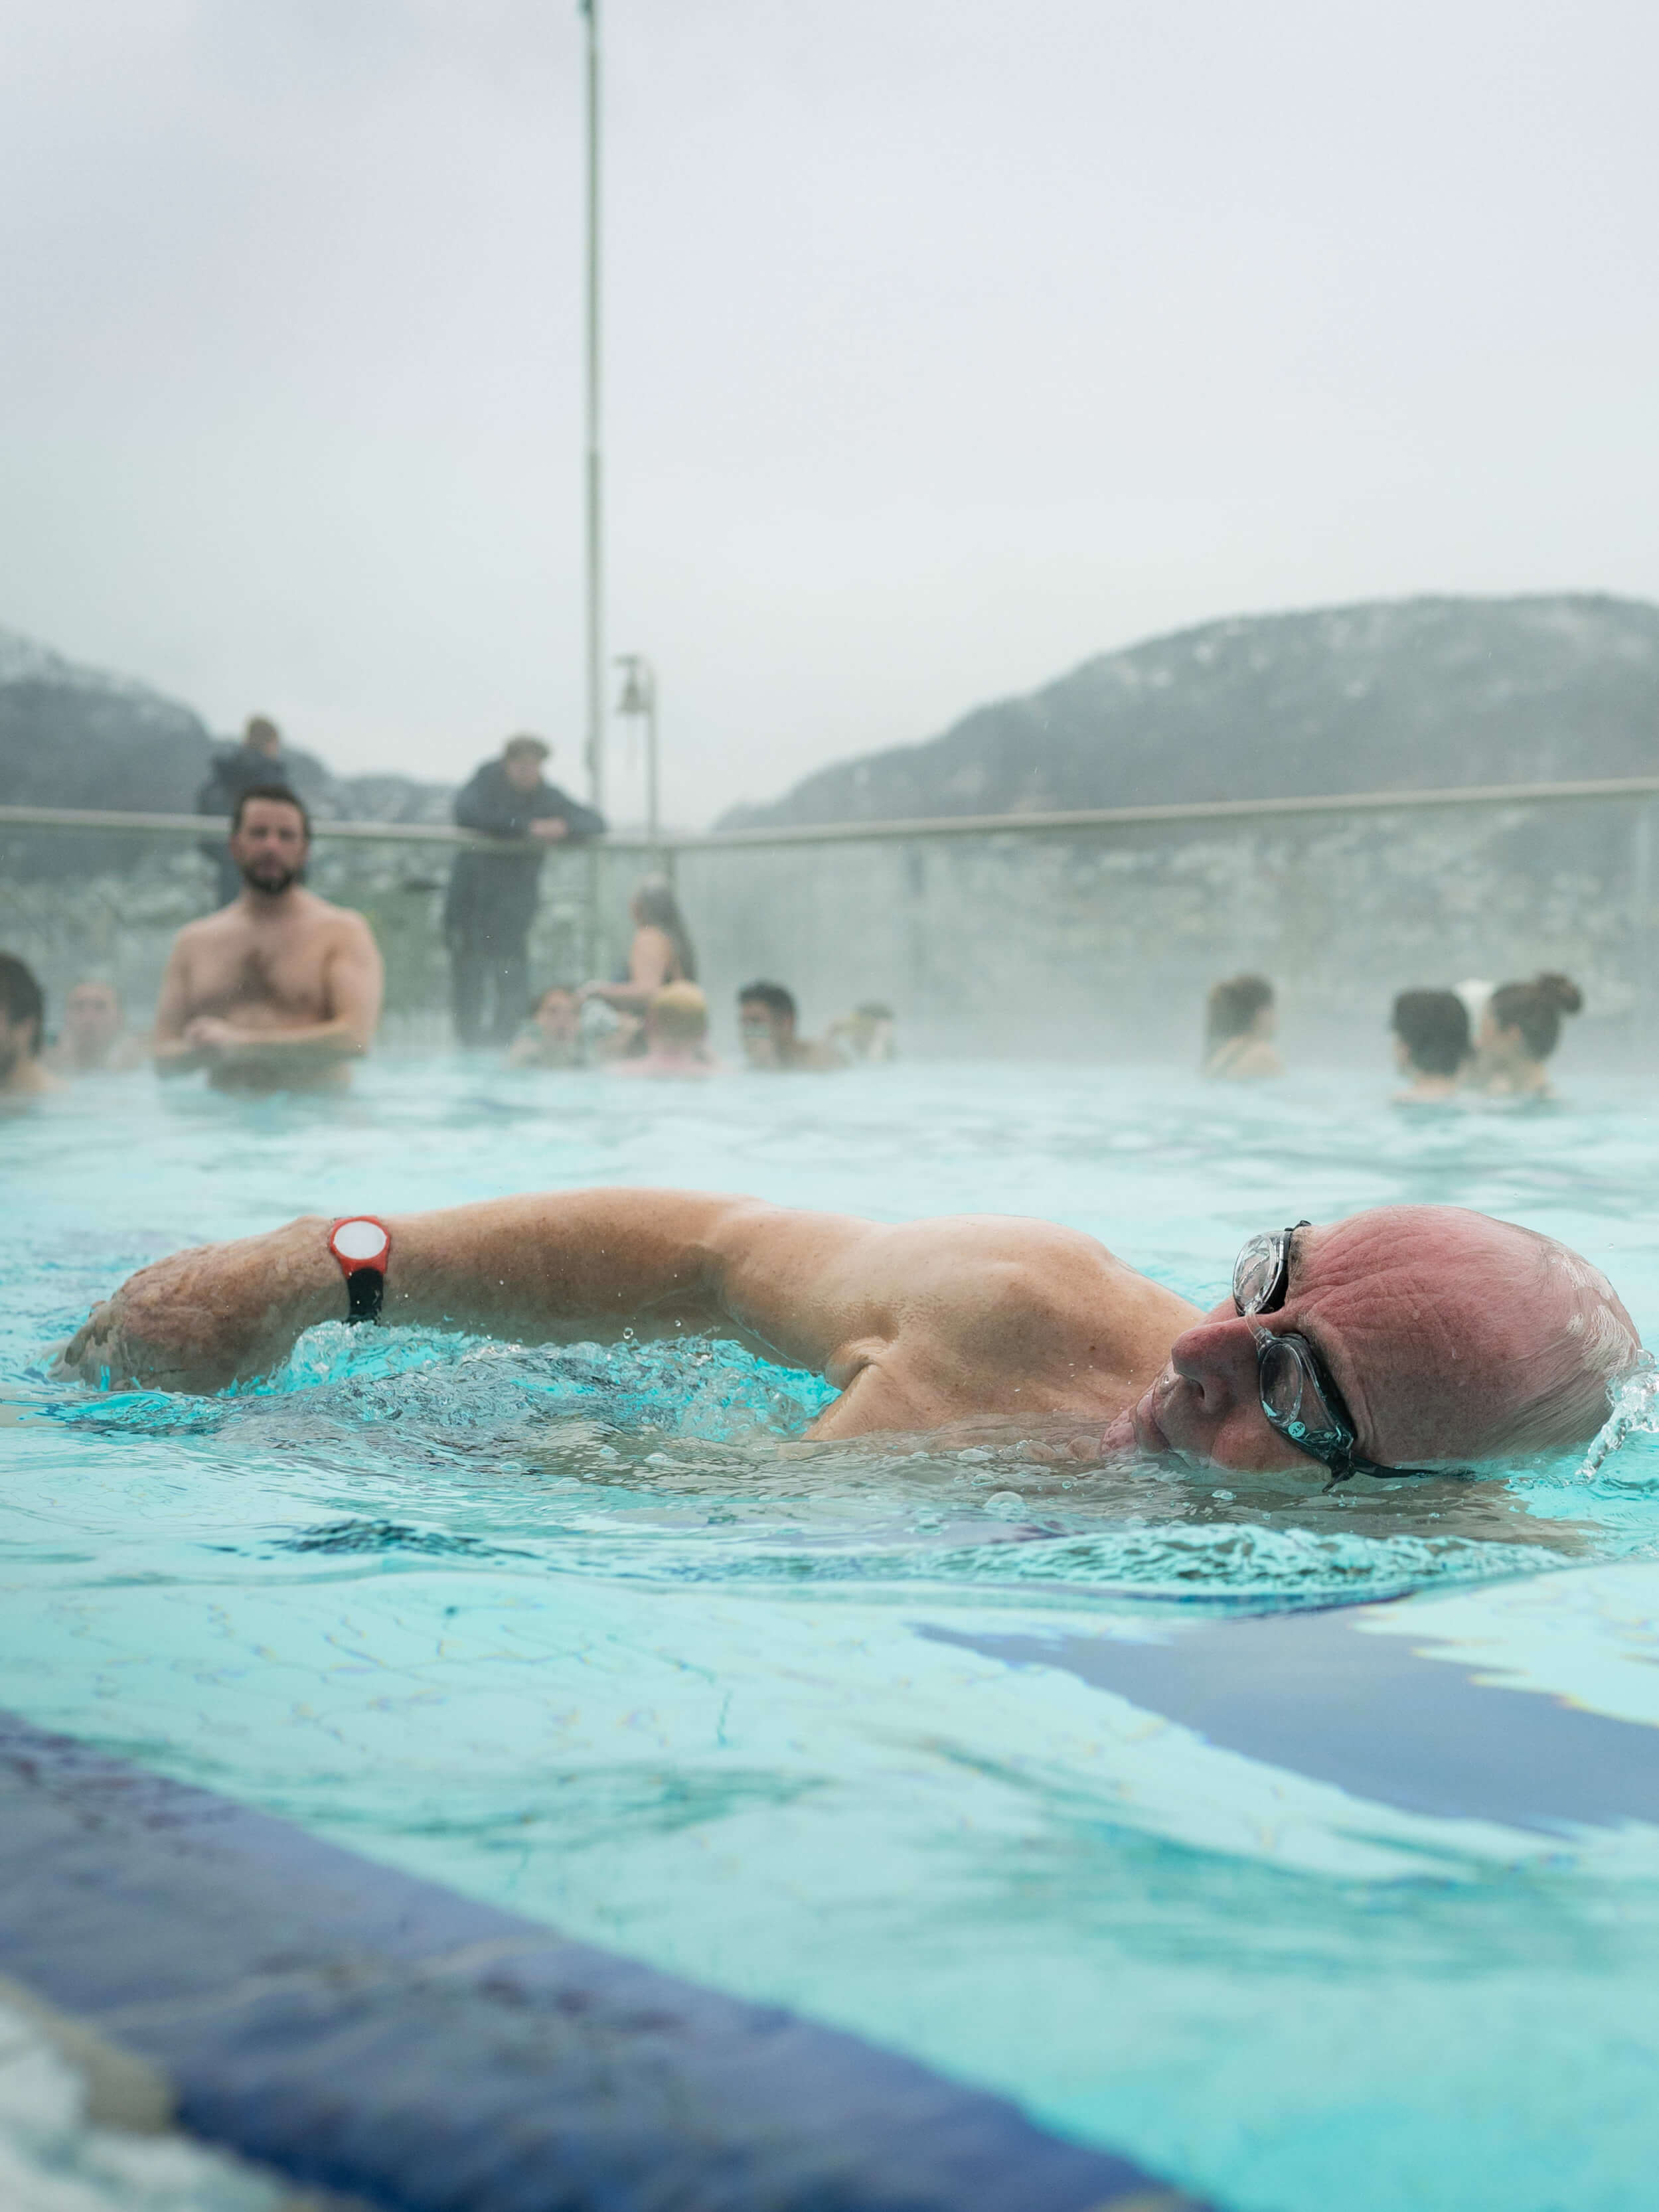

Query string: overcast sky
1 1 1655 825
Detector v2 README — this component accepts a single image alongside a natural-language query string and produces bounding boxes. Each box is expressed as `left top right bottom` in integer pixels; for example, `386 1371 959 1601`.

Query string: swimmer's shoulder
1203 1039 1282 1080
169 908 236 953
292 890 378 944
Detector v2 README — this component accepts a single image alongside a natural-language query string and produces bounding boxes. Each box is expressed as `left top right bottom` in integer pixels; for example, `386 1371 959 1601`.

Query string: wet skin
0 1009 59 1100
153 799 384 1093
58 1193 1636 1480
46 982 145 1076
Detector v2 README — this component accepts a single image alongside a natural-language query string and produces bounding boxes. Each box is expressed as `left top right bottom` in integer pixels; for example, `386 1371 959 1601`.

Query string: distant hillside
0 625 450 826
720 595 1659 829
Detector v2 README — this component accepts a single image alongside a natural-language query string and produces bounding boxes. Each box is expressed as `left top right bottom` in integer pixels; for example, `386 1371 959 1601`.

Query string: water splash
1574 1354 1659 1483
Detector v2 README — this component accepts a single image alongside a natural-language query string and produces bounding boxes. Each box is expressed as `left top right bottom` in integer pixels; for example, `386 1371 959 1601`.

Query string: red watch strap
328 1218 392 1323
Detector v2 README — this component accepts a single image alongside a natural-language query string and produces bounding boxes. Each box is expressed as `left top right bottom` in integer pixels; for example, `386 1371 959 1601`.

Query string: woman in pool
1390 989 1470 1105
1476 973 1582 1099
1201 974 1283 1080
580 878 698 1020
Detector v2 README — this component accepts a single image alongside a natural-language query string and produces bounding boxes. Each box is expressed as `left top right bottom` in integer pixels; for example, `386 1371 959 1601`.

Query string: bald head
1294 1209 1638 1464
1141 1205 1639 1475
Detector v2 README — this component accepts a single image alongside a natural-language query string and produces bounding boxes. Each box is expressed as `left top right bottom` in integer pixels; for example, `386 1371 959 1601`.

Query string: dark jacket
195 745 301 855
443 759 605 946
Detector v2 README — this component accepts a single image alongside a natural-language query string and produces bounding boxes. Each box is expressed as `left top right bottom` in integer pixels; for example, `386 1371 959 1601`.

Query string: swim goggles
1233 1221 1433 1482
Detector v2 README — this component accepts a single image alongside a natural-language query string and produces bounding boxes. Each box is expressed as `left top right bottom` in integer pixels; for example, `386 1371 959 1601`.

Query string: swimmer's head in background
0 952 45 1072
1391 989 1470 1078
230 785 311 897
1205 973 1274 1049
1484 973 1583 1064
647 982 709 1046
739 980 797 1066
532 985 580 1037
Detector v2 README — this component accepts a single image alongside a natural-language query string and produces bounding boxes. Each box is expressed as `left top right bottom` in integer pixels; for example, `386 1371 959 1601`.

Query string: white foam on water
0 1999 281 2212
1575 1354 1659 1482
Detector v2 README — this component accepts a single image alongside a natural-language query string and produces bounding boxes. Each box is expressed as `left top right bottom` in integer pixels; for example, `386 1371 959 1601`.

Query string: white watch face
333 1218 389 1266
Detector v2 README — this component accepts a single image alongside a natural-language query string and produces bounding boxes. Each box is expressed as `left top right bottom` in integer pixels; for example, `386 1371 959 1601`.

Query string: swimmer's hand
56 1219 339 1393
181 1015 240 1057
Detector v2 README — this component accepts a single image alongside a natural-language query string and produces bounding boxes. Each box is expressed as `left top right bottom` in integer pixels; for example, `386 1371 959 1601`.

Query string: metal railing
5 770 1659 850
3 776 1656 1056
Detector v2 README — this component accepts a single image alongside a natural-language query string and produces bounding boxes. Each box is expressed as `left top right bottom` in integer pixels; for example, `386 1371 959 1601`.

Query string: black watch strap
343 1267 385 1324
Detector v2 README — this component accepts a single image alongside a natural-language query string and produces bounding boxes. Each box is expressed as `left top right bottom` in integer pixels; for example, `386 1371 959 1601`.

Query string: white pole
580 0 604 817
645 661 660 848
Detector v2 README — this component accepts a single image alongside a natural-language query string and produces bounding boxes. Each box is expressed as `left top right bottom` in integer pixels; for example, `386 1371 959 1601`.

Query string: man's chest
191 932 327 1016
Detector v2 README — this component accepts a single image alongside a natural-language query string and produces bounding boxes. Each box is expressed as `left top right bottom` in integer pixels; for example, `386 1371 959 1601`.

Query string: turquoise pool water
6 1059 1659 2211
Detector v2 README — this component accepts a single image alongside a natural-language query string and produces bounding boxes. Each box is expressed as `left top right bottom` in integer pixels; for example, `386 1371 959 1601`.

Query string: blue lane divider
0 1710 1212 2212
922 1605 1659 1834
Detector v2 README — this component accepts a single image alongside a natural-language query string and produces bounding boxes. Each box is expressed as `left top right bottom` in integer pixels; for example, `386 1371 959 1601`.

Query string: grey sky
1 1 1654 826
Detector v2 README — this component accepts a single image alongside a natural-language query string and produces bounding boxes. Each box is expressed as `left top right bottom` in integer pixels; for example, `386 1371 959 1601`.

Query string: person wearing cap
443 735 605 1049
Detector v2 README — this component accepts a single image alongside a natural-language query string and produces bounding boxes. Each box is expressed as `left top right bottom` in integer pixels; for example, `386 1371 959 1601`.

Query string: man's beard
240 861 301 897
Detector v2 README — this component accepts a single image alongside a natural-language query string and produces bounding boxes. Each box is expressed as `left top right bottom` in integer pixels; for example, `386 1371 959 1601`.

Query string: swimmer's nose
1168 1316 1259 1417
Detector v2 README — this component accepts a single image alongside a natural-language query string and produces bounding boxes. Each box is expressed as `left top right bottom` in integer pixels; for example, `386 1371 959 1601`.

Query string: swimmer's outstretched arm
57 1191 883 1394
56 1189 1154 1418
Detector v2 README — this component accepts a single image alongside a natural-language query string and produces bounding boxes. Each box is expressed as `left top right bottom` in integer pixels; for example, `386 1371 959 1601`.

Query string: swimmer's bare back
60 1189 1202 1431
152 892 383 1094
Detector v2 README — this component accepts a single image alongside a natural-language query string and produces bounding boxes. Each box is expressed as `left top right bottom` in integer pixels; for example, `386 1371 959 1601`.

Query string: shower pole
578 0 606 979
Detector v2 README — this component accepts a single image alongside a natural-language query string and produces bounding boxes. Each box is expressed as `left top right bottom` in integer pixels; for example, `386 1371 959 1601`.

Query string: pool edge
0 1707 1214 2212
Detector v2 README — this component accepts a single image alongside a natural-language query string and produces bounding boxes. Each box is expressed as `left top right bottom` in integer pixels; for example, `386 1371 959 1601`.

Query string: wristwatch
327 1217 392 1324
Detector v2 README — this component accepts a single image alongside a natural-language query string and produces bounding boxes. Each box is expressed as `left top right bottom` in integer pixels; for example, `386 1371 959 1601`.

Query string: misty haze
3 11 1659 2212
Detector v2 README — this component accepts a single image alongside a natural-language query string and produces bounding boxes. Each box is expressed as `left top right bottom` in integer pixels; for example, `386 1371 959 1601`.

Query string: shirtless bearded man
62 1189 1637 1482
154 786 384 1092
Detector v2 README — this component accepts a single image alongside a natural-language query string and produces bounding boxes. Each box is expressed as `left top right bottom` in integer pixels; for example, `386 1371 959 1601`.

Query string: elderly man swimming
60 1192 1638 1476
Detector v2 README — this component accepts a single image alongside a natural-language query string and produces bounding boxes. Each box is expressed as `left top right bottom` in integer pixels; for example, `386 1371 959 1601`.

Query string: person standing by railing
443 735 605 1049
196 715 300 908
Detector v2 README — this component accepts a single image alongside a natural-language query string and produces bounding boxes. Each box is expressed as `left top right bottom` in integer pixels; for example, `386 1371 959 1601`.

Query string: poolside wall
2 790 1654 1059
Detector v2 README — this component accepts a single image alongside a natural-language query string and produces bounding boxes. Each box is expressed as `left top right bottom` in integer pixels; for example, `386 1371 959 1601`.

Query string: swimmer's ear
52 1301 114 1385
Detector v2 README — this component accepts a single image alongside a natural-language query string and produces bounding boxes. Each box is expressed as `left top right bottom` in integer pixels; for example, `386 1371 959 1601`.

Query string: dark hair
231 784 311 838
1391 988 1470 1077
243 715 281 749
0 952 44 1053
1205 973 1273 1048
740 980 797 1023
633 877 697 982
1489 972 1583 1061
